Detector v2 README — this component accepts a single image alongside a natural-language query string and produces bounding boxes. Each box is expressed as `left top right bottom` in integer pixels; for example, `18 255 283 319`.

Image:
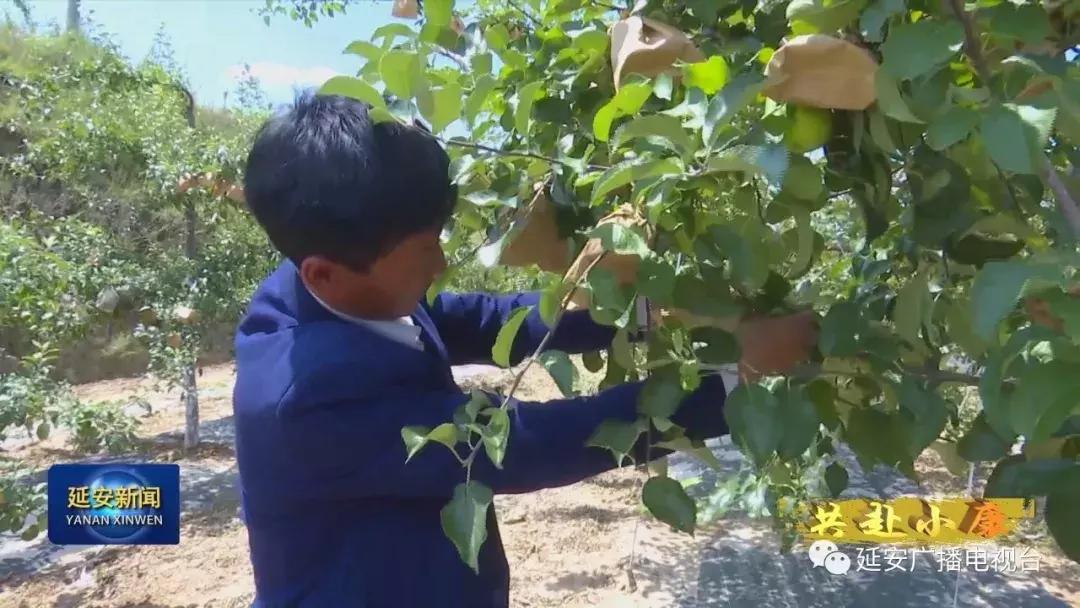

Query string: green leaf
19 524 39 542
693 328 740 365
1014 103 1057 149
818 301 863 356
781 156 823 201
1009 362 1080 443
662 87 708 130
588 269 636 327
957 413 1011 462
846 409 914 473
380 51 423 99
441 481 493 573
945 295 988 357
723 384 782 466
587 418 643 465
785 208 816 279
989 2 1051 45
539 350 577 397
971 261 1062 340
944 233 1024 267
427 423 460 449
638 366 686 419
894 269 930 345
867 109 897 153
372 23 416 47
778 387 820 460
464 75 496 123
402 425 431 461
984 456 1080 498
705 144 789 186
419 83 463 133
320 76 387 110
1046 488 1080 562
682 56 729 95
642 476 697 534
637 257 677 304
593 82 653 142
703 73 764 146
787 0 866 32
591 158 683 204
673 274 743 319
860 0 904 42
980 105 1036 174
980 326 1058 440
897 378 949 458
401 423 459 462
462 390 492 423
343 40 384 62
582 350 605 373
515 81 543 135
480 408 510 468
1044 290 1080 341
492 306 534 367
590 223 650 257
881 20 964 81
824 462 848 497
654 72 674 100
471 52 492 76
539 280 567 327
612 115 695 157
926 106 978 150
423 0 453 29
929 441 971 476
707 224 770 292
875 69 924 123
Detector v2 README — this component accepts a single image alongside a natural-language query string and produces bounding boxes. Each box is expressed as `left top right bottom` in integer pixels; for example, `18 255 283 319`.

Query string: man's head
243 92 455 319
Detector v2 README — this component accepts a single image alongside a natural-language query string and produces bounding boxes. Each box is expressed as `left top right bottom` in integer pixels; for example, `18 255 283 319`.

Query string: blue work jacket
233 261 729 607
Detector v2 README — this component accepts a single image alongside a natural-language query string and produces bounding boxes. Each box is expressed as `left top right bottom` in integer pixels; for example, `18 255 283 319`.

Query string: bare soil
1 363 1078 608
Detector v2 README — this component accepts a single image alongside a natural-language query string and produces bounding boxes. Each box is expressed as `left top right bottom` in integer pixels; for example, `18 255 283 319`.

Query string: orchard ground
0 361 1078 608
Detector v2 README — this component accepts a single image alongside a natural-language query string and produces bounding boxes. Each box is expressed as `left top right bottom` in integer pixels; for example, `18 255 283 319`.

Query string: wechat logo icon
808 540 851 576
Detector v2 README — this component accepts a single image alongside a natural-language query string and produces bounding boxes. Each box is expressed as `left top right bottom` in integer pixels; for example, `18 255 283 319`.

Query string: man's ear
299 256 345 292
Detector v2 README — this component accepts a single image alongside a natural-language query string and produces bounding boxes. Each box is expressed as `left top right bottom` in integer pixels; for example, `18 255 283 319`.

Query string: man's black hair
243 90 457 270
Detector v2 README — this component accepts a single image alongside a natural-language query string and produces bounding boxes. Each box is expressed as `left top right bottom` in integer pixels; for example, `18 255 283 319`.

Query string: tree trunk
66 0 80 33
180 85 199 452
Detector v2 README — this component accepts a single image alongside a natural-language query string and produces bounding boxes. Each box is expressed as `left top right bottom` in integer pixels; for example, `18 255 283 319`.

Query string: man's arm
427 292 623 366
270 374 728 500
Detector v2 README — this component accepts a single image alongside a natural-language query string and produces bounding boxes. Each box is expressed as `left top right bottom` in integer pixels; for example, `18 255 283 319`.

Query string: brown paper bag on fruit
1025 284 1080 333
762 35 878 110
610 16 705 90
392 0 419 19
500 187 573 274
564 205 652 309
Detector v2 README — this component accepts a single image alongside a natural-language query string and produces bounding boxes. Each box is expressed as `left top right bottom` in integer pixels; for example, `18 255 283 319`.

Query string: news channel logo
47 464 180 545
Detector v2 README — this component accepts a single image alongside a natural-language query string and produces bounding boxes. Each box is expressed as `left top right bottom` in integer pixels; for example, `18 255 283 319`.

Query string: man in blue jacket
232 92 818 607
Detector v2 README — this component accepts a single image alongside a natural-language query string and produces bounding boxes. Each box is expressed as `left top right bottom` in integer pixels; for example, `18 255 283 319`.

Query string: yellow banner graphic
801 498 1035 545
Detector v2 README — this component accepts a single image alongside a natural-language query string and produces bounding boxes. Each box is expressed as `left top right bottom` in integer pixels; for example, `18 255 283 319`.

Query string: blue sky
7 0 399 108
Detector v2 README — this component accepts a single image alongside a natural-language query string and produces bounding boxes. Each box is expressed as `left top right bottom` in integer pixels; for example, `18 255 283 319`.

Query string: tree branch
945 0 1080 240
462 252 606 470
505 0 543 28
779 362 985 386
945 0 993 88
434 48 468 71
435 135 610 170
1042 157 1080 239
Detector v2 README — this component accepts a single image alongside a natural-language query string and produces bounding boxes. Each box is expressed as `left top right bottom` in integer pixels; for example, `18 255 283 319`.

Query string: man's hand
735 310 820 382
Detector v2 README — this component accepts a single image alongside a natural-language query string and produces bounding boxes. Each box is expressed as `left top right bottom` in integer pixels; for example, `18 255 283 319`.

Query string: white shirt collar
304 285 423 351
